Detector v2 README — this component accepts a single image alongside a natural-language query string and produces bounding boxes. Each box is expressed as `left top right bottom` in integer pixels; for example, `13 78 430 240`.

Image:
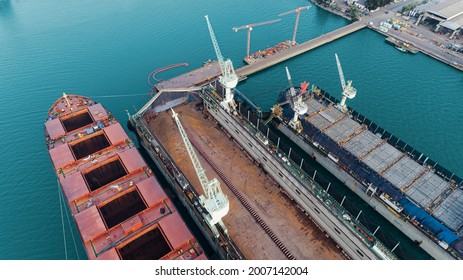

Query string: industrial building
415 0 463 39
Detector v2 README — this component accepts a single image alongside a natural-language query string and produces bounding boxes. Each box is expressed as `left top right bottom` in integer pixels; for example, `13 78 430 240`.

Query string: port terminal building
415 0 463 39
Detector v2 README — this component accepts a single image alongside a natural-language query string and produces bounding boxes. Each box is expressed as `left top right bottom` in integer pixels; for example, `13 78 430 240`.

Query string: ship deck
145 101 345 260
283 93 463 245
45 94 206 260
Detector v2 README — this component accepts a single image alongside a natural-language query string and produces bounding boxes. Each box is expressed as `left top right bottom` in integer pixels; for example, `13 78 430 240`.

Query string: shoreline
308 0 463 71
309 0 353 21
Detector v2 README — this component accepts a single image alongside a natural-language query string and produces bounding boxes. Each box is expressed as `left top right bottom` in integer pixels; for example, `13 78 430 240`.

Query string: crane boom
205 15 238 113
285 66 296 97
171 109 229 225
335 53 346 89
205 15 225 68
278 5 311 17
172 109 210 193
232 18 281 32
232 18 281 58
285 67 308 133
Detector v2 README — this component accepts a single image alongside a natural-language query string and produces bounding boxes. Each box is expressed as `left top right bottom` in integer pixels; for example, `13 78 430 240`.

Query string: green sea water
0 0 461 259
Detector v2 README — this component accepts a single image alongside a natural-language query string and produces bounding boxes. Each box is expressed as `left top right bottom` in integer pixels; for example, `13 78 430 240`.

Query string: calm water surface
0 0 461 259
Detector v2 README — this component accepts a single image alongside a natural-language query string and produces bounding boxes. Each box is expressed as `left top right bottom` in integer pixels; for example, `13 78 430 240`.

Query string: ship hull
201 88 392 260
271 83 463 260
275 122 454 260
45 94 206 260
129 83 398 259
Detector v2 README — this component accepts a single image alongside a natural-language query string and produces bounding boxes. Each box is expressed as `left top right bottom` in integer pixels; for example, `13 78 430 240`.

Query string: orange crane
232 18 281 58
278 5 311 44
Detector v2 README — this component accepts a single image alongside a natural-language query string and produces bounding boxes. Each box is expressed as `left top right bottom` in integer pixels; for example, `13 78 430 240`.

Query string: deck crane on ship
205 15 239 114
232 18 281 59
286 67 308 133
335 53 357 113
264 67 309 127
171 109 230 237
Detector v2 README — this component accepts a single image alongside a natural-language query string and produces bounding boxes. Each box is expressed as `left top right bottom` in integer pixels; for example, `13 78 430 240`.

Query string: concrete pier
236 21 366 77
153 21 367 92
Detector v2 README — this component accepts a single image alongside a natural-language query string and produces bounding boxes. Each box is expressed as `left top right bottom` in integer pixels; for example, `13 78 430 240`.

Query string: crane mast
205 15 238 113
278 5 311 43
171 109 229 228
286 67 307 133
335 53 357 113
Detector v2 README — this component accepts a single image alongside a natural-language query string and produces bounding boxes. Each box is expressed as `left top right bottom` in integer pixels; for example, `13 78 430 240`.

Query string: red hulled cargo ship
45 93 206 260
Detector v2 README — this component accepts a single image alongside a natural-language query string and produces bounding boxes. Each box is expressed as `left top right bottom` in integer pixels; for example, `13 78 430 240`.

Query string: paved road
312 0 463 70
368 4 463 68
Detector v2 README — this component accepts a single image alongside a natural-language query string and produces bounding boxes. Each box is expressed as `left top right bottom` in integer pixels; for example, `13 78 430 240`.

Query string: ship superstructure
272 69 463 259
45 93 206 260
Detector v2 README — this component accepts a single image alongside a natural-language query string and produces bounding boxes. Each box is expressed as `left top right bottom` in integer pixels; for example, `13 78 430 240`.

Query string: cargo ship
129 80 400 260
45 93 206 260
268 67 463 260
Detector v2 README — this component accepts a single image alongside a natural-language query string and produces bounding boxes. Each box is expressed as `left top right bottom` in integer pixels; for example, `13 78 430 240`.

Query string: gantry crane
205 15 239 113
278 5 311 44
335 53 357 113
232 18 281 58
171 109 229 234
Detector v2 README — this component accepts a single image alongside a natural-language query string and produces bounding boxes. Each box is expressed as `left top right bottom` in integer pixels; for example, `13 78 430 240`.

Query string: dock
236 21 366 78
154 61 221 91
385 37 419 54
152 21 366 94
